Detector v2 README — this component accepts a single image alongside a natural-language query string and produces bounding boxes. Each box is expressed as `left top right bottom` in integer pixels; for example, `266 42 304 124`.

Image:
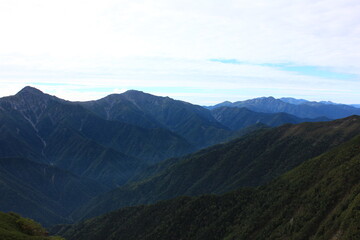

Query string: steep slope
0 87 194 186
0 88 54 162
0 157 106 226
0 211 64 240
73 116 360 220
79 93 162 129
211 106 329 130
210 96 360 119
57 134 360 240
82 90 232 148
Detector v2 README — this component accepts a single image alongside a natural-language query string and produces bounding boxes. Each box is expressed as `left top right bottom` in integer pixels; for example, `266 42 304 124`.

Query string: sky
0 0 360 105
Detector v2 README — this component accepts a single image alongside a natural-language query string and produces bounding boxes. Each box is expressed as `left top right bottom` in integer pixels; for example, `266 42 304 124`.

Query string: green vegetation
1 86 360 233
57 134 360 240
73 116 360 220
0 212 64 240
0 87 200 225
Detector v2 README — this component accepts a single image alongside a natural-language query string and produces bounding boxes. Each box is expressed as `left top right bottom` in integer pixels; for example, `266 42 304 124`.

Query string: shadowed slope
211 106 329 130
0 157 106 226
0 87 194 186
73 116 360 220
82 90 233 148
58 133 360 240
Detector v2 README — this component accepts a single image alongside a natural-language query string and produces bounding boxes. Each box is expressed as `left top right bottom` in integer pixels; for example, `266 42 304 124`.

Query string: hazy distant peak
280 97 309 105
217 101 233 106
250 96 276 101
319 100 336 105
258 96 275 100
213 101 233 106
240 96 278 103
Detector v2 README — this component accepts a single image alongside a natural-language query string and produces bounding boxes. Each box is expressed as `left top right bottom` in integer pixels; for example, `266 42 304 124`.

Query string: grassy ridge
0 212 64 240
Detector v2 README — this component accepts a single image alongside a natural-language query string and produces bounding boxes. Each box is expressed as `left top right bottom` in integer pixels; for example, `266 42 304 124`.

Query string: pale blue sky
210 59 357 79
0 0 360 104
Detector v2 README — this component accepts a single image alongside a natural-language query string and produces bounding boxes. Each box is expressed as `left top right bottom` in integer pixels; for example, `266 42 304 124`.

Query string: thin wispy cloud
0 0 359 104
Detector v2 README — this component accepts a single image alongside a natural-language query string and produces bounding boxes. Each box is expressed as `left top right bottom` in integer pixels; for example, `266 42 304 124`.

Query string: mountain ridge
72 115 360 221
56 131 360 240
81 89 233 148
208 96 360 119
1 86 357 227
211 106 329 130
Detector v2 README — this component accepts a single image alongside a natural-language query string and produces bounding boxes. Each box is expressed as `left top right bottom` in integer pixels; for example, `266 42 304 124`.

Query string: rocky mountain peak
16 86 45 96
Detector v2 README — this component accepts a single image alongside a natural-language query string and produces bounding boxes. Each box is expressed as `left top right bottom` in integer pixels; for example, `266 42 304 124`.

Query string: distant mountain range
0 86 360 229
211 106 329 130
207 96 360 119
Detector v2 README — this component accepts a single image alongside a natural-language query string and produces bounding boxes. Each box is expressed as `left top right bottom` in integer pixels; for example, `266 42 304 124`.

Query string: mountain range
208 96 360 119
211 106 329 130
56 119 360 240
0 86 360 238
71 116 360 221
80 90 232 148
